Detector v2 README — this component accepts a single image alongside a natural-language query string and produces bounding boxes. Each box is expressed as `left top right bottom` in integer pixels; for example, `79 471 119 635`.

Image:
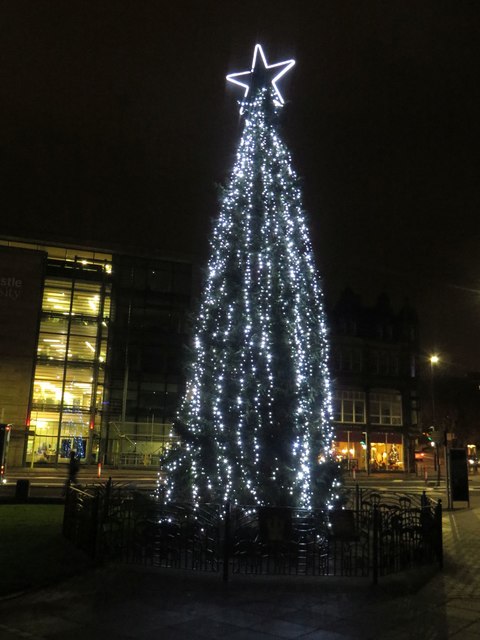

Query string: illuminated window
42 281 72 313
31 256 112 461
71 284 103 316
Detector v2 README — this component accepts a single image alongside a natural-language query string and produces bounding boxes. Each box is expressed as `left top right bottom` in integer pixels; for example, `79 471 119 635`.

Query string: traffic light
424 426 435 443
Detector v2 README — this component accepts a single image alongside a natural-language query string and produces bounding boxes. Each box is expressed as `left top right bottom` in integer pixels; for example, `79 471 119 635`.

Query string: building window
371 351 400 376
29 256 111 464
370 439 403 471
333 390 366 423
331 347 362 373
369 392 402 425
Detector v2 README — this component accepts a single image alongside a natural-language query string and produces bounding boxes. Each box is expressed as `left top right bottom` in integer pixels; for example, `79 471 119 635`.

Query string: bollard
223 502 231 582
372 504 379 586
352 466 356 481
15 479 30 502
97 462 102 478
424 465 428 485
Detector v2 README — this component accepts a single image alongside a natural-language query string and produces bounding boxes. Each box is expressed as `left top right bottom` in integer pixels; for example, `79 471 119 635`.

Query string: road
0 466 159 500
2 465 479 502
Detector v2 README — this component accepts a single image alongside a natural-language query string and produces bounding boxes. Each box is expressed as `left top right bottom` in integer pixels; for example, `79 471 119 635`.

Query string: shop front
333 430 367 471
369 431 404 472
333 429 405 472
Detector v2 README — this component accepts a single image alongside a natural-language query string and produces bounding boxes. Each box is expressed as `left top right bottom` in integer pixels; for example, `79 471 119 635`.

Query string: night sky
1 2 479 371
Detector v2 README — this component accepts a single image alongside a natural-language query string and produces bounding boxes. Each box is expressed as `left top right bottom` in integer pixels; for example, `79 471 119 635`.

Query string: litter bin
15 479 30 502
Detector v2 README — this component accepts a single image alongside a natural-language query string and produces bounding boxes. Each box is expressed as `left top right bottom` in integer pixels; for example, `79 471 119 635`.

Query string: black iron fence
63 481 442 585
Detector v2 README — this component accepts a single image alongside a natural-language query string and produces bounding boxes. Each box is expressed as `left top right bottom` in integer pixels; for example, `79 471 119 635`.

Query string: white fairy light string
162 45 340 512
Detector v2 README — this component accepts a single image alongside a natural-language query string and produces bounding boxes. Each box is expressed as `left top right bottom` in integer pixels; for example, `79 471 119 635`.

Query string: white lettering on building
0 277 23 300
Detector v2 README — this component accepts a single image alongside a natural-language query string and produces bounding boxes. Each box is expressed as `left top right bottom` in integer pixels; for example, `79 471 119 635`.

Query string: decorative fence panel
63 482 443 585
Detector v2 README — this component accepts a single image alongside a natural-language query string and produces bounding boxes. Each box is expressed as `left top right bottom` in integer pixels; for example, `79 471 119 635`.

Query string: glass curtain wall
29 253 111 465
102 255 191 467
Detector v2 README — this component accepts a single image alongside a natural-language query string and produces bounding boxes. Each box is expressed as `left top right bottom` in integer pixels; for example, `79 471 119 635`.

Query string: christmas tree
162 45 339 511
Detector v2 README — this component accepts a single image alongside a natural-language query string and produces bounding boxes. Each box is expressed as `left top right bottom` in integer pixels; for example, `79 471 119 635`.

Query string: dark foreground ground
1 480 480 639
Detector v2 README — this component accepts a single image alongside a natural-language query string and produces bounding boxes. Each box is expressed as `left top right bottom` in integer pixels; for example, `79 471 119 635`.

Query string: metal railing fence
63 482 442 585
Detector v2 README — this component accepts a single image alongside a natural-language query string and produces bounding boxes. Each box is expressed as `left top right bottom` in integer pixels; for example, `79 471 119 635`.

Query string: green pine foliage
161 86 340 510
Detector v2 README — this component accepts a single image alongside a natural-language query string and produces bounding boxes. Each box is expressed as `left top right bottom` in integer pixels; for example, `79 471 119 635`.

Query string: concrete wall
0 246 46 463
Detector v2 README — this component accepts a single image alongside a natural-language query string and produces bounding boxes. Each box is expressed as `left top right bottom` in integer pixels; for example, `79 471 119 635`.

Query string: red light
0 465 4 476
89 420 94 430
6 426 10 432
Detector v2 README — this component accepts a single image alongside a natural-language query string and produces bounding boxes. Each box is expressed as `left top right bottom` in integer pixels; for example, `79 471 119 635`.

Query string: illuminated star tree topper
162 44 340 511
226 43 295 108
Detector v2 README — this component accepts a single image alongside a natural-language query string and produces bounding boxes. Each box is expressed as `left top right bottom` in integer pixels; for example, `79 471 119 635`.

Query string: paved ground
1 488 480 639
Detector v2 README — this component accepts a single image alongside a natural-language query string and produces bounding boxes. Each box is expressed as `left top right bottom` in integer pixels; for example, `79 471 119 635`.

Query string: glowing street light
429 354 440 425
429 354 441 485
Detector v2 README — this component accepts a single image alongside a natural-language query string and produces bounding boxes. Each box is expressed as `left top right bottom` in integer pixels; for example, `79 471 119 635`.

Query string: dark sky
1 2 480 371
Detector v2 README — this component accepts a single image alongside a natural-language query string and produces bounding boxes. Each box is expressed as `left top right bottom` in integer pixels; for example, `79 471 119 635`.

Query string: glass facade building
0 242 418 473
0 240 191 467
100 254 190 466
29 251 112 464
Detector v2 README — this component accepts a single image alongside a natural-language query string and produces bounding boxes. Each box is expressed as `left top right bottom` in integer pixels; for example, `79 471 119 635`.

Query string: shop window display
332 432 367 471
370 441 403 471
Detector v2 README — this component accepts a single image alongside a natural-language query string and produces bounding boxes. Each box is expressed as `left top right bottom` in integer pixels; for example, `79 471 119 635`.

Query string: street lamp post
429 355 440 486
